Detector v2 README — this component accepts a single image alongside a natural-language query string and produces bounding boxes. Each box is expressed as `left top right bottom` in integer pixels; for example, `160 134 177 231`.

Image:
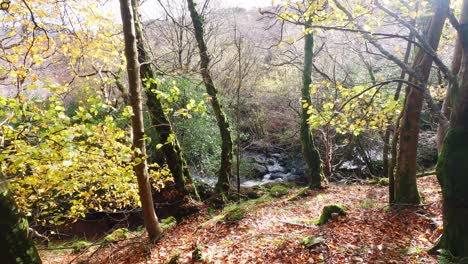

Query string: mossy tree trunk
302 23 324 188
394 0 448 205
187 0 233 200
436 36 462 152
437 0 468 257
119 0 163 241
0 175 41 264
131 0 199 202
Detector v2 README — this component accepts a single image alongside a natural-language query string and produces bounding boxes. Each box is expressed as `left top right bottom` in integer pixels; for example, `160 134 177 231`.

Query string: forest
1 0 467 263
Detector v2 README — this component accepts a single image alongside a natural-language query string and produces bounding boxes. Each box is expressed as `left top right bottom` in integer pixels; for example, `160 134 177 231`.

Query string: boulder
252 163 268 178
269 172 288 180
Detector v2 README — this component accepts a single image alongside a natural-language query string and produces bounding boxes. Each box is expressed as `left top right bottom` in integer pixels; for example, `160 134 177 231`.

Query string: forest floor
41 176 442 264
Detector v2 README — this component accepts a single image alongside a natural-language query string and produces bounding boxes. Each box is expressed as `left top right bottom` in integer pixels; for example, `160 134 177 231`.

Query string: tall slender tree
119 0 162 241
131 0 199 206
437 0 468 257
187 0 233 201
393 0 449 204
302 21 325 188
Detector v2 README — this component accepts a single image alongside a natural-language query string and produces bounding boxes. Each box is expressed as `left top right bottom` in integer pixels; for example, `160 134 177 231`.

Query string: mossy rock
223 206 245 223
300 235 324 248
368 177 389 186
269 185 289 197
262 181 293 189
103 228 129 243
161 216 177 230
239 186 266 199
318 205 346 225
71 240 92 253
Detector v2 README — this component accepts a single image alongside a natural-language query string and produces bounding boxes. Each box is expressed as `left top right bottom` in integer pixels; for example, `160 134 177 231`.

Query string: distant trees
119 0 163 241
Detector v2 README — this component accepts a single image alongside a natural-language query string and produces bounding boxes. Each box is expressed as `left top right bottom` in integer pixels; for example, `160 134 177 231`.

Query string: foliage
0 95 172 226
306 82 402 136
0 0 122 96
156 76 221 177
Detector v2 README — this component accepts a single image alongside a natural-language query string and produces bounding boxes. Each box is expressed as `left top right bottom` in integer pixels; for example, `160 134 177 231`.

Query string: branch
333 0 447 125
375 0 457 91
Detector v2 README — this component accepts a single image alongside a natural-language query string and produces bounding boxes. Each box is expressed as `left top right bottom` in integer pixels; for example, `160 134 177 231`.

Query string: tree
118 0 162 241
187 0 233 201
436 37 462 152
393 0 449 204
131 0 199 208
301 20 325 188
0 173 41 264
436 0 468 257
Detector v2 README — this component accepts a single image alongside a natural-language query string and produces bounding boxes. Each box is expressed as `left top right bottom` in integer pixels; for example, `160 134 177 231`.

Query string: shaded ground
41 176 442 263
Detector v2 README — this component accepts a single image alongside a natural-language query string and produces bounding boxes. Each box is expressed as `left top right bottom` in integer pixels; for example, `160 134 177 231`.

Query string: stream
194 152 303 188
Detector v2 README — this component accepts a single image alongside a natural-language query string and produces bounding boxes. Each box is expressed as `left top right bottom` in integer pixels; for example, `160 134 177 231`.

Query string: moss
262 181 293 189
367 177 389 186
269 185 289 197
103 228 129 243
437 128 468 257
71 240 92 253
286 187 310 201
161 216 177 230
300 235 324 248
318 204 346 225
223 206 245 223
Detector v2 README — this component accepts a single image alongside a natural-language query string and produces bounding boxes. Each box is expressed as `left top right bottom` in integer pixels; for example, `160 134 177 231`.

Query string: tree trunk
0 175 42 264
437 0 468 257
302 24 324 188
382 129 390 177
388 28 414 204
187 0 233 200
322 126 333 178
131 0 199 206
119 0 162 241
394 0 448 205
436 36 462 152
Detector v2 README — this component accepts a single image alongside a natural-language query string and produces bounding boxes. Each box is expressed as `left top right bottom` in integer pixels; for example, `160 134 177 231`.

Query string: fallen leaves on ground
41 176 442 263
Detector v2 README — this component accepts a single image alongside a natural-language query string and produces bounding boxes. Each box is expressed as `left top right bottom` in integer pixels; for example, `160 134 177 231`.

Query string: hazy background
106 0 273 21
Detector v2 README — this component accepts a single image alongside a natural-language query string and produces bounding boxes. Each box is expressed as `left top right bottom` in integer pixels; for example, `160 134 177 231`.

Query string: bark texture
394 0 448 204
302 24 324 188
119 0 162 241
131 0 199 206
437 0 468 257
187 0 233 199
436 37 462 152
0 175 41 264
